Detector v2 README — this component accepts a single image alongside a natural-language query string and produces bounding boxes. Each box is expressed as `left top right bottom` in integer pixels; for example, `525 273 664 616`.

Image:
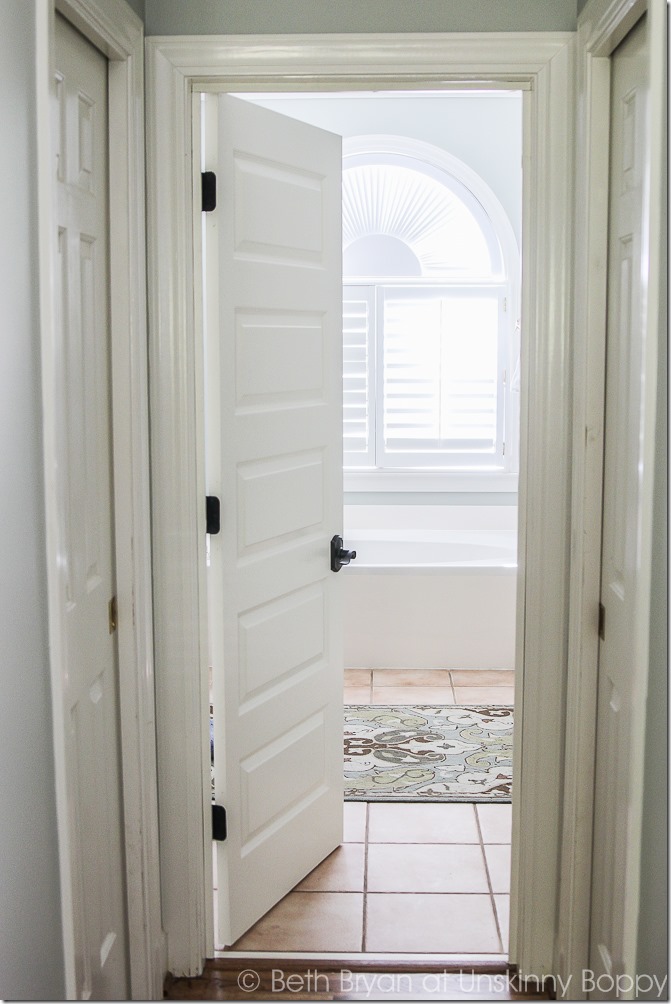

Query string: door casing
147 31 575 978
36 1 164 998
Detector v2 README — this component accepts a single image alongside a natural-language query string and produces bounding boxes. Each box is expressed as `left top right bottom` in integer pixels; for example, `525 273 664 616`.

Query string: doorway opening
202 89 522 957
148 30 574 979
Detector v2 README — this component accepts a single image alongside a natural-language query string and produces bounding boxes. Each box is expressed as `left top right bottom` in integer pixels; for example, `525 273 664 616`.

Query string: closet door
590 14 650 994
55 14 129 998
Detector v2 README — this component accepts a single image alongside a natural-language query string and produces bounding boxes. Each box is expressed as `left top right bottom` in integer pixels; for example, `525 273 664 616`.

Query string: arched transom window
342 136 519 479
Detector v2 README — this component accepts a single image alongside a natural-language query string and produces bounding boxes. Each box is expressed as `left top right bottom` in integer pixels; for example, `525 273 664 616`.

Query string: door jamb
146 31 575 978
36 1 165 997
557 0 664 995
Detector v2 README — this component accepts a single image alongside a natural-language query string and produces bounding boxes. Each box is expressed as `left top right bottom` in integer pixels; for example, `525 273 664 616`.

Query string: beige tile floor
344 667 515 708
218 669 513 956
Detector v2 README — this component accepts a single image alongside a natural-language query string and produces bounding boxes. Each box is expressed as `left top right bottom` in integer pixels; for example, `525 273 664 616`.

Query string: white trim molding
509 35 575 981
557 0 665 997
38 1 165 998
145 31 574 977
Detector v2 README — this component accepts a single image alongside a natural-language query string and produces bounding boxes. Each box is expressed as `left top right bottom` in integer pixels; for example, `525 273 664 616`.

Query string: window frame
342 136 520 490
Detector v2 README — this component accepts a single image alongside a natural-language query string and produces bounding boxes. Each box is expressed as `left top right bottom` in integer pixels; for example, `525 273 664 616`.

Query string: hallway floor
217 669 514 957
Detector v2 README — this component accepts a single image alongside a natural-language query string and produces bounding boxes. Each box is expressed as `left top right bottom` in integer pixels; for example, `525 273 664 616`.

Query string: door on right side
589 13 649 995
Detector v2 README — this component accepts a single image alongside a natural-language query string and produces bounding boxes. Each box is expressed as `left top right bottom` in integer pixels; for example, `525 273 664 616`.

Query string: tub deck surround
343 575 517 672
342 505 518 670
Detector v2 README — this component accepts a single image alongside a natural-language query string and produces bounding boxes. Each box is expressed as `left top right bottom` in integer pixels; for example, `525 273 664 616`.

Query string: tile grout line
474 805 504 954
364 840 508 845
361 801 370 952
285 889 509 896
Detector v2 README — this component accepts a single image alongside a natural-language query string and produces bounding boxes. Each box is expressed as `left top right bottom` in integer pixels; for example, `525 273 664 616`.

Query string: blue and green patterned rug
344 705 513 803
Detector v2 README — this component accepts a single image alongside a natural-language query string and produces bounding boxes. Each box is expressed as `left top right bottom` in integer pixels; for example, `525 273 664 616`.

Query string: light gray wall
0 3 66 1000
145 0 577 35
125 0 145 23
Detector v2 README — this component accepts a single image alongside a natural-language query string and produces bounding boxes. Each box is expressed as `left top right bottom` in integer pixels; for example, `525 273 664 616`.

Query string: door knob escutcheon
330 534 357 572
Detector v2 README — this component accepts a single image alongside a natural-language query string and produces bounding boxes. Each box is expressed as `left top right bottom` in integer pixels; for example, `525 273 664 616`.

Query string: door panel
207 95 343 946
54 15 128 1000
589 15 648 995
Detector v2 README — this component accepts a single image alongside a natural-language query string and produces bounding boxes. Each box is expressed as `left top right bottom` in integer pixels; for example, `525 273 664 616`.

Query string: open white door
204 95 344 947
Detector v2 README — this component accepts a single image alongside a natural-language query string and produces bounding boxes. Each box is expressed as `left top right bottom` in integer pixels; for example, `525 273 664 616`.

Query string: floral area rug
344 705 513 802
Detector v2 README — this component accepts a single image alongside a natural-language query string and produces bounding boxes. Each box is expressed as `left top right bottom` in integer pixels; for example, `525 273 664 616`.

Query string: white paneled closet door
54 15 129 999
589 13 650 996
205 95 344 947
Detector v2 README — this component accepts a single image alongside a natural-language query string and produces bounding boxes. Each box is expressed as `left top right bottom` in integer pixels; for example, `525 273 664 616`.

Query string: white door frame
36 1 164 998
557 0 664 996
146 31 575 977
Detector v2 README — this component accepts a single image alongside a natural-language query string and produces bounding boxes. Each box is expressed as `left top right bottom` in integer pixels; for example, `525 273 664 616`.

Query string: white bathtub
343 506 518 670
345 529 517 570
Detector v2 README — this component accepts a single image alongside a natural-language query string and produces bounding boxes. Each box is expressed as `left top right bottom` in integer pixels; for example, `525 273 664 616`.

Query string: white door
54 15 129 999
589 14 649 995
206 95 344 946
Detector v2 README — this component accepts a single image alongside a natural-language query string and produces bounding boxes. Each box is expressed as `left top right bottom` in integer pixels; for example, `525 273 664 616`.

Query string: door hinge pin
206 495 221 534
598 601 606 641
212 804 227 841
109 596 118 634
201 171 216 212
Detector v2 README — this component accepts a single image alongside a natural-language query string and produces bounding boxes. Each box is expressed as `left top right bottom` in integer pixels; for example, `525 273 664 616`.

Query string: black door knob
330 534 357 572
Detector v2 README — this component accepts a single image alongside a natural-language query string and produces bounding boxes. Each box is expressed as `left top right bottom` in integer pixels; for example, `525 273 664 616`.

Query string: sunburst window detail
343 163 496 278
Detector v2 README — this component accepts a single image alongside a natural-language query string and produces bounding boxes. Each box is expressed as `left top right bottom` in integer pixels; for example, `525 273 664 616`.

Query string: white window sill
344 471 519 493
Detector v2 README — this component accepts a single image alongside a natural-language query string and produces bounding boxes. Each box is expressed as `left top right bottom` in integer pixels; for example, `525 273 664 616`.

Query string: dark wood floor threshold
209 955 510 973
214 954 508 971
165 958 551 1000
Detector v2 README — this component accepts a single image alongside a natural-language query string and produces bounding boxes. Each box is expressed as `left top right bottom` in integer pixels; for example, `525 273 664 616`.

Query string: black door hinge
206 495 221 535
202 171 216 212
212 804 227 841
598 601 606 641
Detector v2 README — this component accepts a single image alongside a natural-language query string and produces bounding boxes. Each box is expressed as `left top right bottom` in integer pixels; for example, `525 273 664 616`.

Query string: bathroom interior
213 88 522 956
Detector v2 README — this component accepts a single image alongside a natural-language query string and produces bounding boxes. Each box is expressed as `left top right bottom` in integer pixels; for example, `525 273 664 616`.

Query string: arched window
342 136 519 480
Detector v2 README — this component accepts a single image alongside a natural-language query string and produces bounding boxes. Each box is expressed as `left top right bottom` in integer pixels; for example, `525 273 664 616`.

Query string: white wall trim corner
145 36 210 979
38 1 165 998
557 0 663 996
145 31 575 977
508 35 575 980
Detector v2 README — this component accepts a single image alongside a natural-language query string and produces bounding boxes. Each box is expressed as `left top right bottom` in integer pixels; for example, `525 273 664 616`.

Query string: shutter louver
380 288 502 465
343 287 374 466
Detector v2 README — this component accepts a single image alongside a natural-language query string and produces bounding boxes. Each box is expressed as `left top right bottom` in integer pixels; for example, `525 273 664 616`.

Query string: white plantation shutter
381 294 442 446
342 286 375 466
342 284 506 472
379 287 504 467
